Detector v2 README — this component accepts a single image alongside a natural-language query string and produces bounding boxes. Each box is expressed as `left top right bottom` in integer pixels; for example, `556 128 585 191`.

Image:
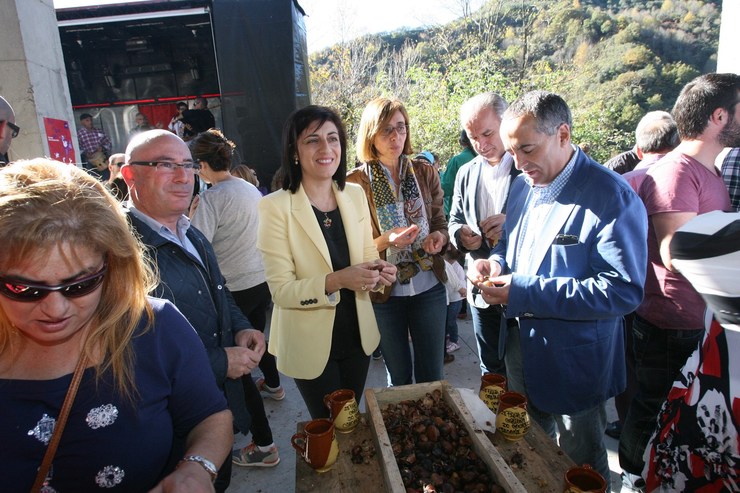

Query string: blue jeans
470 304 507 375
373 282 447 386
618 314 704 475
445 300 463 343
504 322 611 486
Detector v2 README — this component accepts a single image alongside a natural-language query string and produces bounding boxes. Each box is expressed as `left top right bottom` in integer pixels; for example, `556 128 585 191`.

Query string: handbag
30 354 88 493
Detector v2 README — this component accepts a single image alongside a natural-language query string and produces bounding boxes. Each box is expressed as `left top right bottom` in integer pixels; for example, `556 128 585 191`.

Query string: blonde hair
356 98 413 163
0 159 156 400
232 164 259 187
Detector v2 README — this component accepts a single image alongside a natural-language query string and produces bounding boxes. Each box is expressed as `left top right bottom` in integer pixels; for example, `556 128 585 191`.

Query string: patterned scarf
369 158 433 282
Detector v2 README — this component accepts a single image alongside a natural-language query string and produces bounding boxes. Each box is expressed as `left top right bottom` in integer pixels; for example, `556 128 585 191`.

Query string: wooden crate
365 380 527 493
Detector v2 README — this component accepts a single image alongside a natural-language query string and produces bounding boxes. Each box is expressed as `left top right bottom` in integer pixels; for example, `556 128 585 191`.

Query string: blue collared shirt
514 145 579 273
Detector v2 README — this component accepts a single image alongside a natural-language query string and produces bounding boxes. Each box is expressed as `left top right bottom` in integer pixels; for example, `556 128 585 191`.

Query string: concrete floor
229 312 625 492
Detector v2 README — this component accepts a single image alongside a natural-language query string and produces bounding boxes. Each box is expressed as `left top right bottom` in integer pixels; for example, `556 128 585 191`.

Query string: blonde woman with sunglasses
0 159 231 492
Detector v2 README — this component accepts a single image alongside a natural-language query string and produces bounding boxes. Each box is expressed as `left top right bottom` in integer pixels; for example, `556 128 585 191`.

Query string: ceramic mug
495 391 531 441
479 373 507 413
291 418 340 473
563 464 607 493
323 389 360 433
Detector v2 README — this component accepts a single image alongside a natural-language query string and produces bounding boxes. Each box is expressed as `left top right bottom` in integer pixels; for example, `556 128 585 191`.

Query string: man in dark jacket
121 129 265 492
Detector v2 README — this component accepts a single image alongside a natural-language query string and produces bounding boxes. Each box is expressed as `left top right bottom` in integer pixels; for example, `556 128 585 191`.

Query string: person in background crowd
619 72 739 492
471 90 647 487
721 147 740 212
442 243 466 355
121 129 266 492
257 105 396 417
641 210 740 492
106 153 128 201
449 91 520 378
0 96 17 166
188 129 282 469
414 150 440 172
0 159 232 492
231 164 259 187
77 113 111 177
603 146 641 175
129 112 152 138
182 97 216 140
168 102 188 140
606 110 679 441
347 97 448 387
441 130 476 218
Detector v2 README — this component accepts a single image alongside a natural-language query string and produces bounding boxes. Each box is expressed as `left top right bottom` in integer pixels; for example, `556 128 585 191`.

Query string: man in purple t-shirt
619 73 740 492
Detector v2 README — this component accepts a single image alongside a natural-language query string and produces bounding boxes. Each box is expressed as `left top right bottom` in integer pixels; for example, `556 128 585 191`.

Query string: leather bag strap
30 354 89 492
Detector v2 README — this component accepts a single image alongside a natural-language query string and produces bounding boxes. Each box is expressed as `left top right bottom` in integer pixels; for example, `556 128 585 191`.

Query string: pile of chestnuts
380 389 504 493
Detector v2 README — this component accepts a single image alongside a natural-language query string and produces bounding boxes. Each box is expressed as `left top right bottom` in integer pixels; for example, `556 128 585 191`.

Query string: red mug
291 418 339 473
564 464 607 492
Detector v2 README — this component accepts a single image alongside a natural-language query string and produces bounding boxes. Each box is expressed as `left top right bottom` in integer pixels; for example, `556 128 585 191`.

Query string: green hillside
309 0 721 165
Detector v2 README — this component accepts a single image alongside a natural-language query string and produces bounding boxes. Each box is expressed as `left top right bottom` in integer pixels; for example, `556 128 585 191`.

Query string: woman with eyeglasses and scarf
346 97 449 386
0 159 232 492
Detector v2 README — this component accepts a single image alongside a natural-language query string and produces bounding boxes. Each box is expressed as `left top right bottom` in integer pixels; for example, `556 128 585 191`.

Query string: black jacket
127 211 252 433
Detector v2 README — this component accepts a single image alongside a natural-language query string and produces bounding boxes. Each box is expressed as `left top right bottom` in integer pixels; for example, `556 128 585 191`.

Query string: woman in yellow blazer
257 106 396 418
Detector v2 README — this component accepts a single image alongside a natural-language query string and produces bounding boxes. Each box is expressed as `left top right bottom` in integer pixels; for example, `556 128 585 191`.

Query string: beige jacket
257 182 381 379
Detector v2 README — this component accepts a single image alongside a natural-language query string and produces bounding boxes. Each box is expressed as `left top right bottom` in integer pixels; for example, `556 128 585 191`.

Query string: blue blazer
491 150 648 415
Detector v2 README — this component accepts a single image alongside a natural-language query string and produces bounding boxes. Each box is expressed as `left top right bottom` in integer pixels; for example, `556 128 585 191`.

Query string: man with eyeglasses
0 96 18 166
121 129 265 492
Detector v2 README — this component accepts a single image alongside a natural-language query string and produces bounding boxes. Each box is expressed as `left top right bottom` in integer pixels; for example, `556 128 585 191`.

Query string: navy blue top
0 297 227 492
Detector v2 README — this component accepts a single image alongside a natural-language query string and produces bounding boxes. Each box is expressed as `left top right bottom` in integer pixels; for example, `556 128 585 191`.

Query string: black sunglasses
0 262 108 302
2 121 20 138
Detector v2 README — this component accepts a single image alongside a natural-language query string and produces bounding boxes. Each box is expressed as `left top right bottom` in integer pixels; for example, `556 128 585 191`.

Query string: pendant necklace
308 197 333 228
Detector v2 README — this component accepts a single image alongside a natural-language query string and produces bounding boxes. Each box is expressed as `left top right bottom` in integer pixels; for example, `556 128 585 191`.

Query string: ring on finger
361 284 367 291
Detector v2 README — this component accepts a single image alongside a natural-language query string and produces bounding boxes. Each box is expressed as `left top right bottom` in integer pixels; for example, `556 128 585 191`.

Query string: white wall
718 0 740 74
0 0 80 163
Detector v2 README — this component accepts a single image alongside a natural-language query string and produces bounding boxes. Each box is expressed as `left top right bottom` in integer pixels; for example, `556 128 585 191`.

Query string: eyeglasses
381 124 408 137
2 121 20 138
129 161 201 174
0 263 108 302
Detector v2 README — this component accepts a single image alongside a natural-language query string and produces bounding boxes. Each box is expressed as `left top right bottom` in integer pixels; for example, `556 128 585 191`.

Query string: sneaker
605 420 622 439
444 352 455 364
446 341 460 352
621 472 646 492
232 442 280 468
372 348 382 360
256 377 285 401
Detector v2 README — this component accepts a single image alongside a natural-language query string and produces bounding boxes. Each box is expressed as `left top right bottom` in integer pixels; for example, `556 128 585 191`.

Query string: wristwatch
177 455 218 483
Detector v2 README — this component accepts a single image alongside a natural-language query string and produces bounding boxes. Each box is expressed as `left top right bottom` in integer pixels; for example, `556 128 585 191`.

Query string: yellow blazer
257 182 381 379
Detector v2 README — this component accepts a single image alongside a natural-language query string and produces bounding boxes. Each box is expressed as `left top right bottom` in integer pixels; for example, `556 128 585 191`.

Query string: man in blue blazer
471 91 647 485
449 92 520 375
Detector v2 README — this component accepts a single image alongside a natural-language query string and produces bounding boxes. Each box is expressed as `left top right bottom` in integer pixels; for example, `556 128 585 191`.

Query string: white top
444 260 466 304
191 178 265 291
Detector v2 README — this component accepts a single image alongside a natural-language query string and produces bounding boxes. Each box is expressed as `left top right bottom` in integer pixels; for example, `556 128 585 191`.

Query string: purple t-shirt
636 152 731 329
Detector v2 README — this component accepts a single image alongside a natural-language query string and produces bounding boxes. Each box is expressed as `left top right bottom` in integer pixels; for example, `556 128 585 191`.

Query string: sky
52 0 486 53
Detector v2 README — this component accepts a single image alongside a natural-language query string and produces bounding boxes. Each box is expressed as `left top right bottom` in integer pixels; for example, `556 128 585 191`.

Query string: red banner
44 117 77 164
